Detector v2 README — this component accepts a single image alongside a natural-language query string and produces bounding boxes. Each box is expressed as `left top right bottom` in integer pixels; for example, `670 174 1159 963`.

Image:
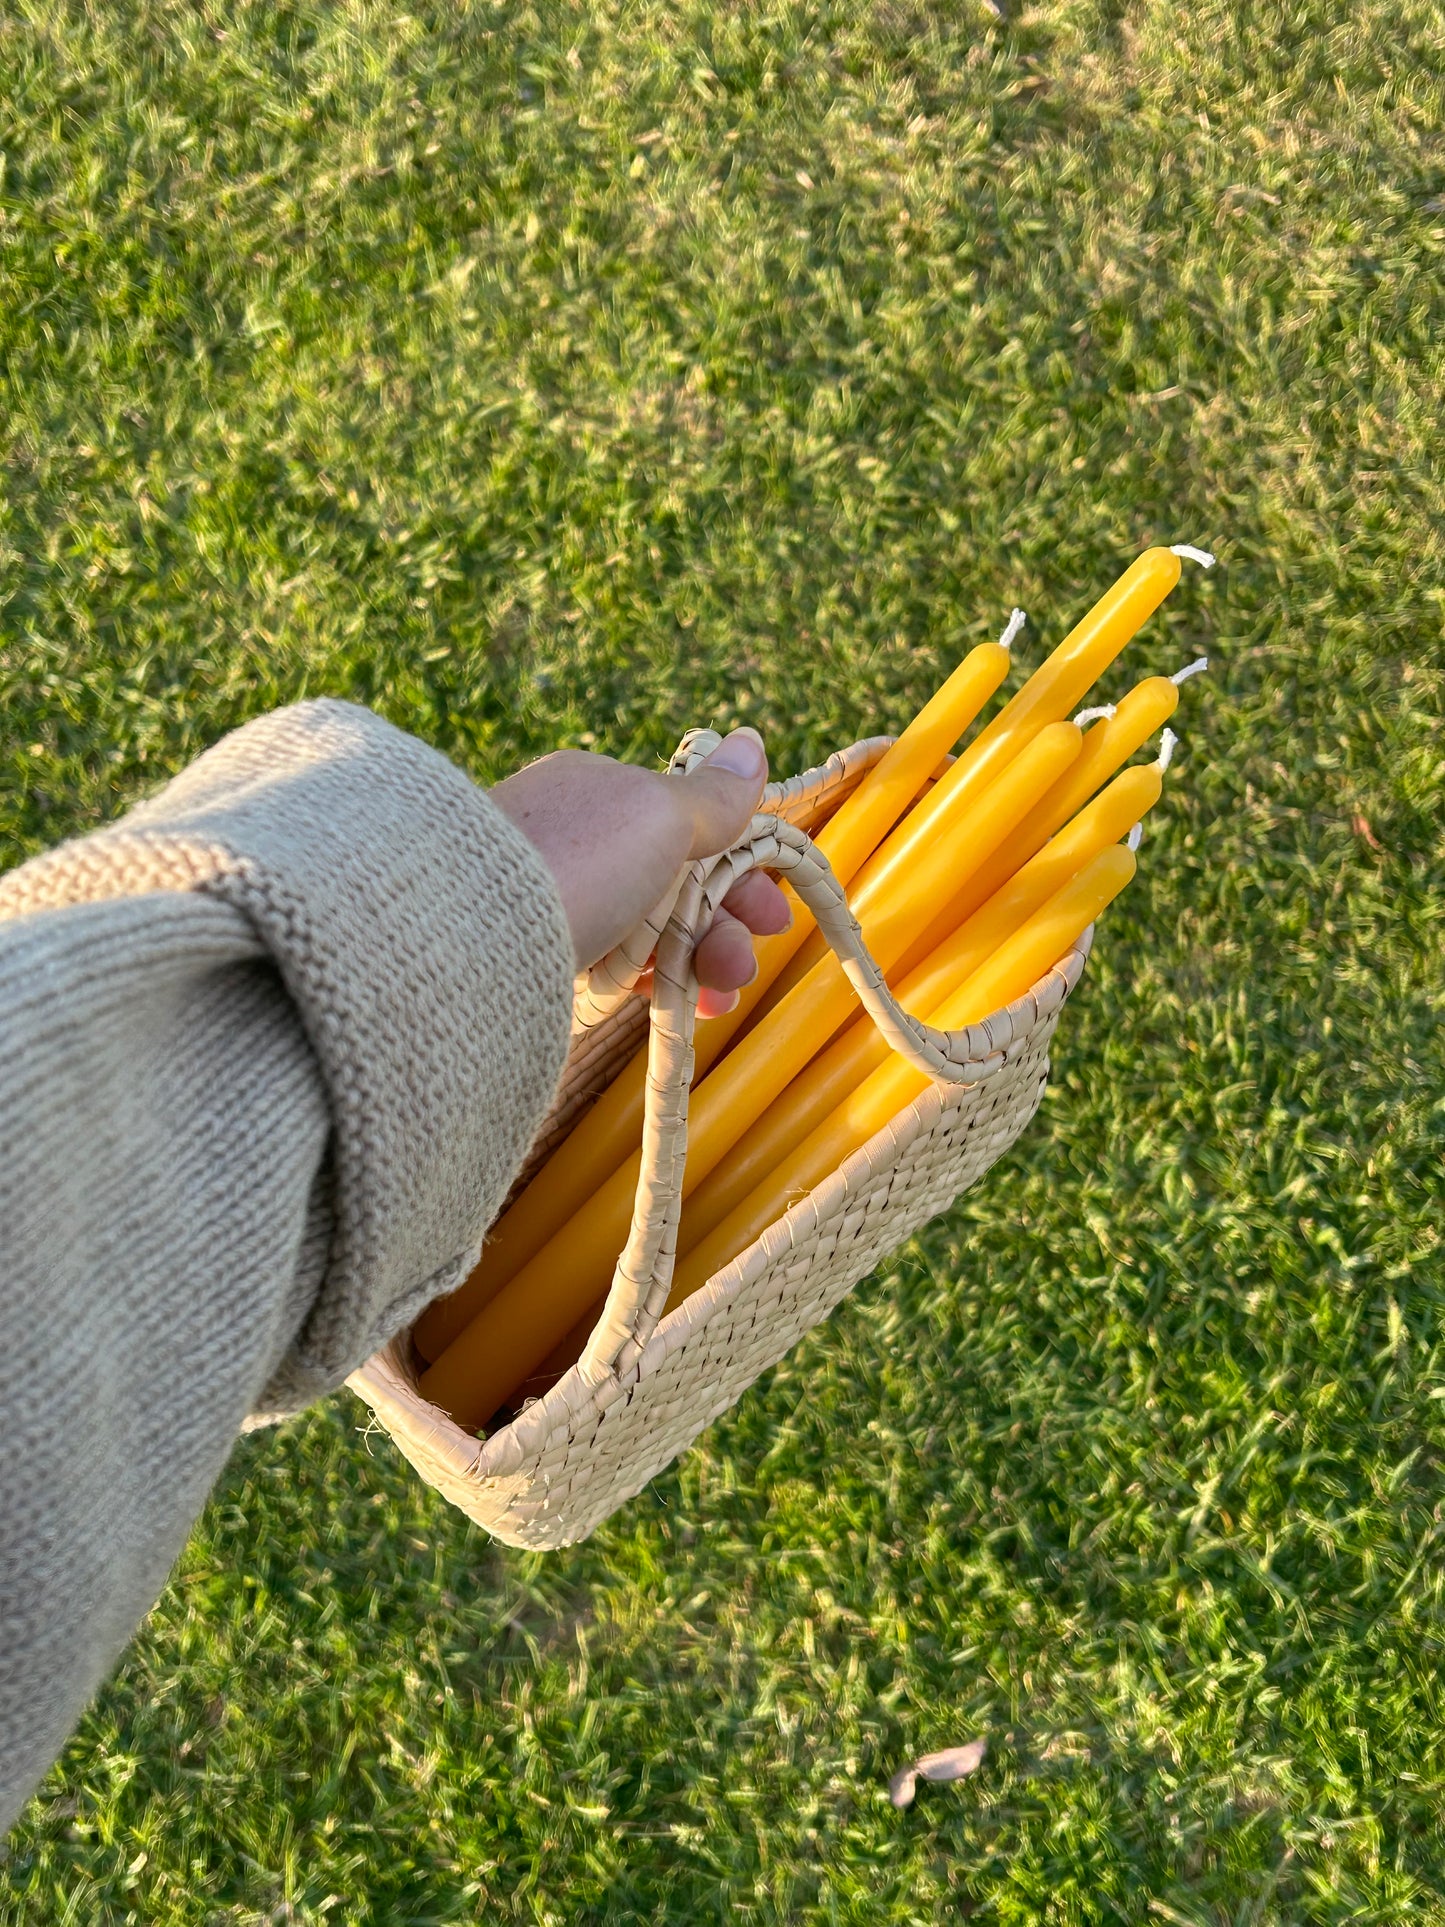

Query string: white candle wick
1171 656 1209 685
997 607 1027 651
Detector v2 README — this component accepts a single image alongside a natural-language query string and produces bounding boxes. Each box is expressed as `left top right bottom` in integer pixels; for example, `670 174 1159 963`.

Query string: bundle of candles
414 544 1210 1436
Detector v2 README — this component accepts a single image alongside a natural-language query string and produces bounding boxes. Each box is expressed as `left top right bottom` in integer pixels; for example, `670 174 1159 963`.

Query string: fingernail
705 727 766 781
698 988 741 1020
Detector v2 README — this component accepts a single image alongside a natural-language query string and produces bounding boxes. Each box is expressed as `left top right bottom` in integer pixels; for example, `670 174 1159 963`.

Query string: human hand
492 728 791 1018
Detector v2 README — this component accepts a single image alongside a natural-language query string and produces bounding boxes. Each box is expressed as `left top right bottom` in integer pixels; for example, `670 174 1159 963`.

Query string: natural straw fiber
348 733 1090 1549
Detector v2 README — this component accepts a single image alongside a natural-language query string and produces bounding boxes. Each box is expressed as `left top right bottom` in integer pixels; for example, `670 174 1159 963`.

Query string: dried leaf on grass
888 1738 987 1808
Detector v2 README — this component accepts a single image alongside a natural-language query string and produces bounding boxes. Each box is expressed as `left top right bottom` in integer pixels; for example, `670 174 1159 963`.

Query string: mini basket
348 730 1091 1549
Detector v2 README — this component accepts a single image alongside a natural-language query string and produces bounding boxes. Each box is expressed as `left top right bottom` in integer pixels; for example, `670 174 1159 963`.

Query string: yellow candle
816 639 1013 874
844 549 1177 929
417 722 1083 1428
728 563 1183 1032
501 1302 601 1413
678 759 1163 1256
664 844 1138 1313
413 637 1011 1362
893 673 1178 979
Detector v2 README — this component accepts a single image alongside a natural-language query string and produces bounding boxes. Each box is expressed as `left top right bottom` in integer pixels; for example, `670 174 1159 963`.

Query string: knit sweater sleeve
0 699 575 1832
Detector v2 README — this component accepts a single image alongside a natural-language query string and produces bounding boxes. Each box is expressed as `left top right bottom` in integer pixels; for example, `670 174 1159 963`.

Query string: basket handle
576 732 1072 1385
570 729 895 1034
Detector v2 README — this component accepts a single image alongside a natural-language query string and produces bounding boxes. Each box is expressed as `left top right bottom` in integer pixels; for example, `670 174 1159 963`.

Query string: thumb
680 728 769 860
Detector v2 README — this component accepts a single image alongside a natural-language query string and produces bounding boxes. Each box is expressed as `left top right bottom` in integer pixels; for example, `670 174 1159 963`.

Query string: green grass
1 0 1442 1918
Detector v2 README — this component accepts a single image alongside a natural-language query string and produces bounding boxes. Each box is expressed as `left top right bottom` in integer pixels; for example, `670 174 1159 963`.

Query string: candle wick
997 607 1027 651
1155 727 1179 772
1126 822 1144 852
1170 656 1209 685
1073 703 1116 726
1169 543 1216 567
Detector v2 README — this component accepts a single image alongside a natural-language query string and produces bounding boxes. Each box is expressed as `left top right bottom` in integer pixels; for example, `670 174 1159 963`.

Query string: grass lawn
2 0 1443 1918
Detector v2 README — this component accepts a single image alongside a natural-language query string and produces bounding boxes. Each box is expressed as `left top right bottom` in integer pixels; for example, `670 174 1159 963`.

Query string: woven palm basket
348 729 1091 1549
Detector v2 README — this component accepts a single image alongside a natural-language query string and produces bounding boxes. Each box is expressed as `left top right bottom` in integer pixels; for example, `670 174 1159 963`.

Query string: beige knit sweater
0 700 575 1832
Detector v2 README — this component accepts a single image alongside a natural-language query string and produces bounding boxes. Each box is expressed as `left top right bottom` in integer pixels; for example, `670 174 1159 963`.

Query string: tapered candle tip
1171 656 1209 685
997 607 1027 650
1169 544 1216 567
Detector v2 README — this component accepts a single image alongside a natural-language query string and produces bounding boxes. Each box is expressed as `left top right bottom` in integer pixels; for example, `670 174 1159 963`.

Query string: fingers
634 960 738 1019
681 731 780 1020
694 872 791 1019
681 736 784 1008
681 728 768 860
697 983 742 1020
720 868 792 938
694 904 757 1000
627 869 791 1020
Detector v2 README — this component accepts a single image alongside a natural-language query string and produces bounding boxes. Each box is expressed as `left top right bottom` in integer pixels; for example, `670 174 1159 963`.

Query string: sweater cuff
16 700 576 1410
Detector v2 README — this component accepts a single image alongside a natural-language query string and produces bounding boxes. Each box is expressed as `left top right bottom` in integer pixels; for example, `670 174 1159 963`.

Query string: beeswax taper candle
412 634 1013 1362
664 844 1137 1314
892 673 1181 981
734 562 1184 1028
941 674 1179 926
417 722 1084 1428
675 759 1164 1258
843 549 1177 928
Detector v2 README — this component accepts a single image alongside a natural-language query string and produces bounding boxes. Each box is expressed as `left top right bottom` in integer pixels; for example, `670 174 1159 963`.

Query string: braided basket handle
574 733 1058 1385
570 729 894 1034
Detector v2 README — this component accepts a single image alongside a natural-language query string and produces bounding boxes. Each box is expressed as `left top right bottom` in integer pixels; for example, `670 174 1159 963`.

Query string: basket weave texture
348 734 1090 1549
